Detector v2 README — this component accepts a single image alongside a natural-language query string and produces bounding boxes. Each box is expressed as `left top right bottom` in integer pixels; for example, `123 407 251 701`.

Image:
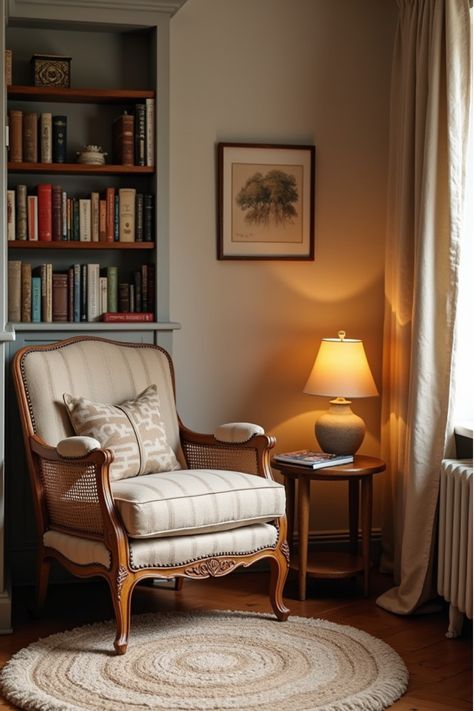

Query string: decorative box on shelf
31 54 71 87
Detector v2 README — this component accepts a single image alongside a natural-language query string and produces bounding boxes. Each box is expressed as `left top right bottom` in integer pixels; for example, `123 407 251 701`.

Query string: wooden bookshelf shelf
8 162 155 175
8 241 155 250
7 85 155 104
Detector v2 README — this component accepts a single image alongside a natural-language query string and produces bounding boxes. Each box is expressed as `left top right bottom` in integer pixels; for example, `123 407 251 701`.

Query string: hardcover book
9 110 23 162
102 312 154 323
37 184 52 241
52 115 67 163
21 263 32 322
27 195 38 241
79 198 92 242
113 112 134 166
52 184 62 241
273 451 354 469
7 190 15 241
8 260 21 323
40 113 52 163
105 188 115 242
52 273 68 322
16 185 28 241
134 104 146 166
119 188 136 242
145 98 155 167
23 112 38 163
31 277 41 323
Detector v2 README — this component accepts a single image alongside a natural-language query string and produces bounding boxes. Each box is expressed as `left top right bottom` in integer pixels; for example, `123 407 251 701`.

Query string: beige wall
170 0 397 534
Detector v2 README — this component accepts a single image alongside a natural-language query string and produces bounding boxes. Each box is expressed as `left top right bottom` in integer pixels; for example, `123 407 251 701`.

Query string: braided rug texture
0 610 408 711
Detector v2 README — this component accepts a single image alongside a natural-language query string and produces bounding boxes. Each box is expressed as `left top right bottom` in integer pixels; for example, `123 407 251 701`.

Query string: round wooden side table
271 455 386 601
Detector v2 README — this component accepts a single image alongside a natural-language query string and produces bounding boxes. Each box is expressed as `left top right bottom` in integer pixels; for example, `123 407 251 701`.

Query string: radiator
437 458 473 638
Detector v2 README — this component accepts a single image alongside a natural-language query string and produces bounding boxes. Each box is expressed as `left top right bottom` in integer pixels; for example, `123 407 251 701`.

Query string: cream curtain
377 0 472 615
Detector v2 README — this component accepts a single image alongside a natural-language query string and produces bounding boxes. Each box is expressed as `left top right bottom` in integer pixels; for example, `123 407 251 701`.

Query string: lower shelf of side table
289 550 364 579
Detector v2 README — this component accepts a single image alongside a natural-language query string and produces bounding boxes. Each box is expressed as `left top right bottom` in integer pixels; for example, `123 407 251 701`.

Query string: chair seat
111 468 285 539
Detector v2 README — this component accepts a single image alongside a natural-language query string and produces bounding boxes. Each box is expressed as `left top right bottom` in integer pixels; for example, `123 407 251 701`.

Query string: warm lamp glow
304 331 378 455
304 332 378 399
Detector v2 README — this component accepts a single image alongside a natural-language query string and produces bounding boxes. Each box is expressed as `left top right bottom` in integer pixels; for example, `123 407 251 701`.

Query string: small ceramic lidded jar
76 145 107 165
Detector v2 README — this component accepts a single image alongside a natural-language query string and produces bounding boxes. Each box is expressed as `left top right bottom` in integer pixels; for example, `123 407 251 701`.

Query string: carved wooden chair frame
12 336 290 654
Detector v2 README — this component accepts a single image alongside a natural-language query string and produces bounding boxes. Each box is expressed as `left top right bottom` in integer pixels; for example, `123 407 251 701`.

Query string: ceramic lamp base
315 398 365 455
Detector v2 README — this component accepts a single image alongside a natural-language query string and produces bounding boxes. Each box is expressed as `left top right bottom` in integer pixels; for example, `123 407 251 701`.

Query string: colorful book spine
105 188 115 242
119 188 136 242
62 191 68 240
68 267 74 322
80 264 87 321
52 184 63 241
145 98 155 167
52 115 67 163
7 190 16 240
9 110 23 162
8 260 22 322
72 198 80 241
31 277 41 323
134 104 146 166
37 184 52 241
73 264 81 323
106 266 118 312
87 263 100 322
79 198 92 242
113 112 134 165
91 191 100 242
21 263 32 322
27 195 38 241
38 263 53 322
99 199 107 241
16 185 28 240
23 112 38 163
99 276 108 317
143 194 154 242
114 193 119 241
40 113 52 163
135 193 144 241
102 312 155 323
52 273 68 321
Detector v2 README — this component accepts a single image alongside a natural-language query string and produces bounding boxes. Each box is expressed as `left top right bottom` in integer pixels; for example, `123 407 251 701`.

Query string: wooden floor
0 569 471 709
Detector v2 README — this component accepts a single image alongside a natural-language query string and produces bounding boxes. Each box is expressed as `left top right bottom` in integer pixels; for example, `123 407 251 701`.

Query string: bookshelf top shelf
8 163 155 175
7 85 155 104
8 241 155 250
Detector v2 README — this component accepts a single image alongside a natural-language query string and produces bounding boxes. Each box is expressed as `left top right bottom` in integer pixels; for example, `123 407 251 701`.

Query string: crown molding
8 0 187 19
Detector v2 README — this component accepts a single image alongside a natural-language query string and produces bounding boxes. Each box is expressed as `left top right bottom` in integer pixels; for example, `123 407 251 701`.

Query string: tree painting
235 169 299 227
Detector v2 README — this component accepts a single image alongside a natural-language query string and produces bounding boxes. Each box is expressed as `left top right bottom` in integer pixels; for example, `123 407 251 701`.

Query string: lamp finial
338 330 346 341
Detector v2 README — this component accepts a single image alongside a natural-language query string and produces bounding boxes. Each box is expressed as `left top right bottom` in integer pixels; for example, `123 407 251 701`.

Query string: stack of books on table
273 451 354 469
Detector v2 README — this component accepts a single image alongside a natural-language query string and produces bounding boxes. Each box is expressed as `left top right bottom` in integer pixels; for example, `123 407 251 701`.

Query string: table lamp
303 330 378 455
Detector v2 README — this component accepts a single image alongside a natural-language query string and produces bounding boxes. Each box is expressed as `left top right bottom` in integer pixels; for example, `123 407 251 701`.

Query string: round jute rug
0 610 408 711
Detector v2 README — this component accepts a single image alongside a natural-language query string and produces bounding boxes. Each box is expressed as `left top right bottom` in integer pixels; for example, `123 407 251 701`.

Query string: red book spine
102 312 154 323
105 188 115 243
37 184 52 241
52 184 62 241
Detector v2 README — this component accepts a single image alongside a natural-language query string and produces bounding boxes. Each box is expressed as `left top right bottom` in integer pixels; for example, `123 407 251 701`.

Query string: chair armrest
56 435 101 459
214 422 265 443
179 422 276 479
29 435 126 550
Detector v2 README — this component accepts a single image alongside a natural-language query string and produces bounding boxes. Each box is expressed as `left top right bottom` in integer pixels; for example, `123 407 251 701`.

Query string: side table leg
361 477 373 596
284 477 295 550
298 476 310 601
348 479 359 555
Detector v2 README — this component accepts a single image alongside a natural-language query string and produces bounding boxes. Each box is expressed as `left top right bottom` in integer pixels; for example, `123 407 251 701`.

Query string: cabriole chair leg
109 571 134 655
269 550 290 621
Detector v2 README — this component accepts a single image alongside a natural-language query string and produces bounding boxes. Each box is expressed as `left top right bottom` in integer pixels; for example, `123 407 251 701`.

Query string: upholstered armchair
12 336 289 654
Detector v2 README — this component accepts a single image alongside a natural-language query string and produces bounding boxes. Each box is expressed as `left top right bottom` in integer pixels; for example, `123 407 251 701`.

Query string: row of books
8 261 155 324
8 111 66 164
113 105 155 167
7 184 154 242
7 103 155 167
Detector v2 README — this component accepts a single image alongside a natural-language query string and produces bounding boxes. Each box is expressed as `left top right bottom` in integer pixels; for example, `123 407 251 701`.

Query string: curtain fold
377 0 471 615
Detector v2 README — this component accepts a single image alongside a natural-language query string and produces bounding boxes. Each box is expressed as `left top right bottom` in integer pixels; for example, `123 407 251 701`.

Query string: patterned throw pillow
63 385 181 481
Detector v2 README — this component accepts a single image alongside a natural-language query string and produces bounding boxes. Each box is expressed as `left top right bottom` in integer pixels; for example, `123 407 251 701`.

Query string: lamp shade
304 333 378 399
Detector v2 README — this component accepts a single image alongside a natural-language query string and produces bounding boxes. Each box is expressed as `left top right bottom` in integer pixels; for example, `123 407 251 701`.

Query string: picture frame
217 142 315 260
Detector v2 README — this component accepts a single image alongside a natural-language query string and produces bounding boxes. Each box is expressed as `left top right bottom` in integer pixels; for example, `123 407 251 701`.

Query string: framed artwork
217 142 315 260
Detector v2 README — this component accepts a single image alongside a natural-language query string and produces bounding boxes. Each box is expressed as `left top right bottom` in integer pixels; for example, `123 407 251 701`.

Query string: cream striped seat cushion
111 469 285 539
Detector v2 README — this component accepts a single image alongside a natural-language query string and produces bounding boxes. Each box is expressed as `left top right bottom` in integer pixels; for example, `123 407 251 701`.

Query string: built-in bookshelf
0 1 187 611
